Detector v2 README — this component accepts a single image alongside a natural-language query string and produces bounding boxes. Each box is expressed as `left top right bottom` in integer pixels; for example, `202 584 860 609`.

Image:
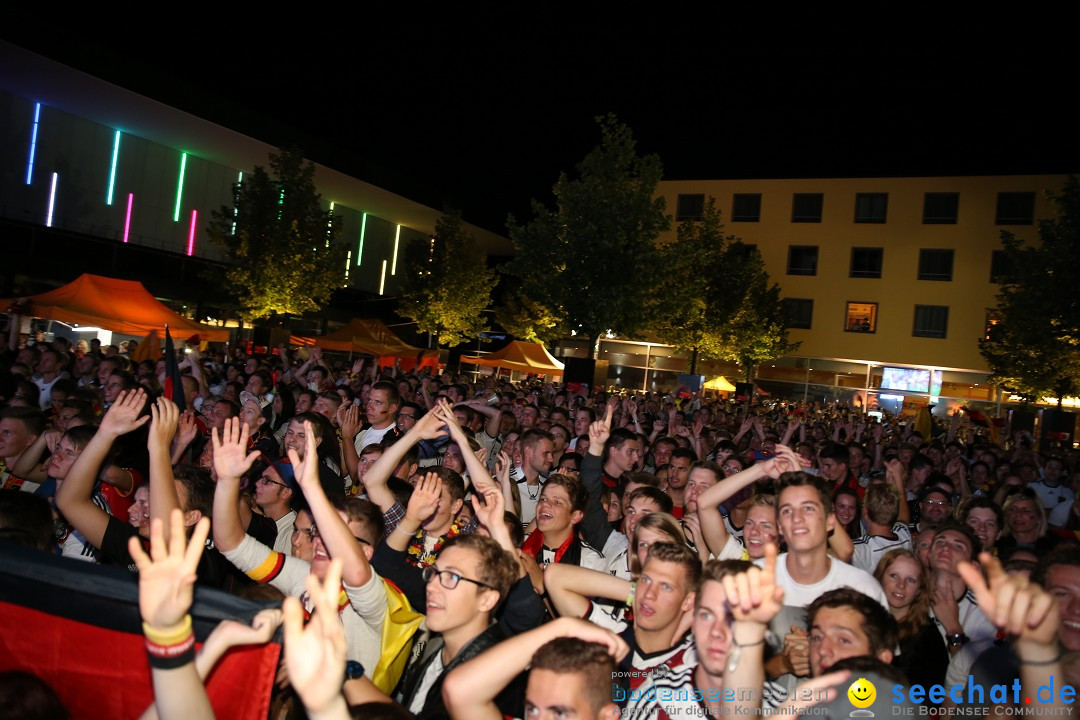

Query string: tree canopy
396 210 496 347
503 115 669 355
980 176 1080 404
207 149 345 320
652 197 797 378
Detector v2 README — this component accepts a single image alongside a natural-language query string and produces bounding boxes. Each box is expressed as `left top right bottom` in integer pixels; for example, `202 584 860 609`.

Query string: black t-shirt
98 516 244 591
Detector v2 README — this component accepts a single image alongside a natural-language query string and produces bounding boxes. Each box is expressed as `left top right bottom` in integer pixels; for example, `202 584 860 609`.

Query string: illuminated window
731 194 761 222
913 305 949 339
792 193 823 223
923 193 959 224
787 246 818 276
850 248 883 278
676 194 705 221
854 193 888 223
845 302 878 333
995 192 1035 225
783 298 813 329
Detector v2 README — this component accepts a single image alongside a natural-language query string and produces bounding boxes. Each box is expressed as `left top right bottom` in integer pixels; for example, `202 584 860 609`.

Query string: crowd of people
2 328 1080 720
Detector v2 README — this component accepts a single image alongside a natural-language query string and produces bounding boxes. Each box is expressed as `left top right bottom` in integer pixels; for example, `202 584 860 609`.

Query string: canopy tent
704 375 737 392
1 273 229 342
461 340 564 376
290 318 438 369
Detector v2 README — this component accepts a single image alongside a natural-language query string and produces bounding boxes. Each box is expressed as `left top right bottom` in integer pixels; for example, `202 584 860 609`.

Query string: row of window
676 191 1037 226
782 300 950 339
786 246 1015 283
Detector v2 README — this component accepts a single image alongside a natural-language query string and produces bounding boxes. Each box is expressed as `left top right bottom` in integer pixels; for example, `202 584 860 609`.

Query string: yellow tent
461 341 564 376
704 376 737 392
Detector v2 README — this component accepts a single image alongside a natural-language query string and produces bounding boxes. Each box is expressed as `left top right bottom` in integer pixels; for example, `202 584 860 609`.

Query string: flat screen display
881 366 931 393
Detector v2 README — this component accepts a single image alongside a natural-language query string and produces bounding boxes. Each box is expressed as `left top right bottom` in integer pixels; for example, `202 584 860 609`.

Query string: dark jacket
397 623 525 720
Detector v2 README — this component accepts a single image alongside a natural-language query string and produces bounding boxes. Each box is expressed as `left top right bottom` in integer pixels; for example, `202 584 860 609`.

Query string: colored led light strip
26 102 40 185
358 212 367 266
187 209 198 256
391 224 401 275
379 260 387 295
123 193 134 242
107 130 121 205
45 172 58 227
345 250 352 281
327 202 334 248
173 153 188 221
232 171 242 235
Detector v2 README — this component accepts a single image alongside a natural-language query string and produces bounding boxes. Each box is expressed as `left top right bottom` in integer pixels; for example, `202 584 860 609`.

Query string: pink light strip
123 193 133 243
186 209 198 256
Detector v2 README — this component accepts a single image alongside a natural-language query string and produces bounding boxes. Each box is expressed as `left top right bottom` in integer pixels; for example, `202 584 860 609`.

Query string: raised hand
210 608 284 650
129 509 210 630
338 404 361 440
411 407 450 442
405 472 443 524
724 543 784 623
212 417 260 482
588 402 613 448
471 485 505 533
174 410 199 451
283 558 347 716
148 397 181 452
494 451 512 484
100 388 150 437
958 552 1059 643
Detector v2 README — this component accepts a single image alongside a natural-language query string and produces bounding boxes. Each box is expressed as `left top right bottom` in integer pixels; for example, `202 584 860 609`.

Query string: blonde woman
874 548 949 690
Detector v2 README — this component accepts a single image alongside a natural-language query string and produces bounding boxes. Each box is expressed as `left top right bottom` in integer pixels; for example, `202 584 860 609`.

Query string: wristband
734 637 766 648
1019 651 1063 666
142 615 192 645
396 524 419 536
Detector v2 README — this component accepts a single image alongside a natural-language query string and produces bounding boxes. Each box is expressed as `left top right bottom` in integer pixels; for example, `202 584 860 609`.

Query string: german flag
0 543 280 720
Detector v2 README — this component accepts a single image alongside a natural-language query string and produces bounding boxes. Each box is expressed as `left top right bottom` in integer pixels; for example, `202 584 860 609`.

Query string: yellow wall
656 175 1069 372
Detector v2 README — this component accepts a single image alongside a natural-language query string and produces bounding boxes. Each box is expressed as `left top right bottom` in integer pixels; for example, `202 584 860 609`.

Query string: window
791 193 823 222
923 193 959 224
676 194 705 221
918 249 954 281
731 193 761 222
787 246 818 276
913 305 949 338
845 302 878 333
783 299 813 329
990 250 1018 283
995 192 1035 225
850 248 884 279
854 193 888 223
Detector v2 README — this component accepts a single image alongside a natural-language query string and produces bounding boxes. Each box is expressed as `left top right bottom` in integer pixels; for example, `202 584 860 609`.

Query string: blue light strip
25 102 41 185
106 130 121 205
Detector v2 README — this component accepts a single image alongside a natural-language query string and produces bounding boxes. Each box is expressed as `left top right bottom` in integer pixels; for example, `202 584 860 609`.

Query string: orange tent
1 274 229 342
461 341 564 376
290 318 438 369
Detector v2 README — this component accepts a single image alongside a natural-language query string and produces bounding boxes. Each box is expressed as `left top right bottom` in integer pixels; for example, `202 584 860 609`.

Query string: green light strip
173 152 188 221
391 224 401 275
106 131 120 206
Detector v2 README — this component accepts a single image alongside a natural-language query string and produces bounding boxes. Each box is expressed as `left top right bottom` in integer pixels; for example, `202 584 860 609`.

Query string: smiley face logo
848 677 876 708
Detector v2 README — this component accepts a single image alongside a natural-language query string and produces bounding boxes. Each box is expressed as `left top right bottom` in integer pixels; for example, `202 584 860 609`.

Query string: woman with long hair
832 486 862 540
874 548 949 690
998 488 1059 555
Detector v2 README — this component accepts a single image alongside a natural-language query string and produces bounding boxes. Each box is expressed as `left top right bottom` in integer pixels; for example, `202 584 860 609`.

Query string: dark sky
5 12 1077 235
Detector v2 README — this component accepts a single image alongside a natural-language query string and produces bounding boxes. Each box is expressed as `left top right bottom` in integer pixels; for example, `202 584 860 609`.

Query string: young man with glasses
397 532 520 718
252 459 297 553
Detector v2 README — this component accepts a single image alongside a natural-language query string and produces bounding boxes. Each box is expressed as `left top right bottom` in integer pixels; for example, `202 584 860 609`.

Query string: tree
493 290 567 346
207 149 345 320
396 210 496 347
980 177 1080 405
652 198 798 378
503 115 670 357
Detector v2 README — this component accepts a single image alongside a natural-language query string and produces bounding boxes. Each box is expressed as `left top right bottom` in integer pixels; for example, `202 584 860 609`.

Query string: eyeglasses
422 565 494 590
294 524 370 545
397 413 417 421
256 475 288 489
722 465 741 475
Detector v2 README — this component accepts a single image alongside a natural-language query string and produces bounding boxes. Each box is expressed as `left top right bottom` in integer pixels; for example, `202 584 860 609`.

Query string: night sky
5 12 1077 236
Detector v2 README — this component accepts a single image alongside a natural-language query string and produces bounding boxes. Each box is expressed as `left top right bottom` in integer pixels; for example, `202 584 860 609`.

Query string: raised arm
442 616 628 720
433 399 497 490
544 562 632 619
210 418 261 553
579 400 615 551
337 404 363 484
147 398 183 544
465 398 502 440
361 410 447 513
386 472 443 553
56 389 149 549
291 420 372 587
130 510 214 720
